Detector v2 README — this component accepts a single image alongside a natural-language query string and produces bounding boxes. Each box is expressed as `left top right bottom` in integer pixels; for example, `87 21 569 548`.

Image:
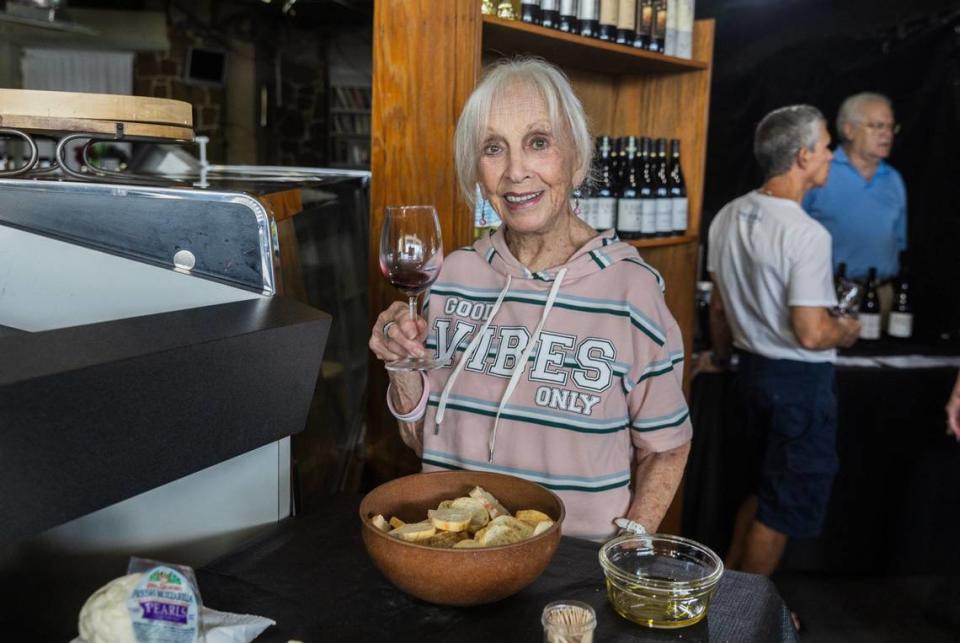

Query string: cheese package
76 557 275 643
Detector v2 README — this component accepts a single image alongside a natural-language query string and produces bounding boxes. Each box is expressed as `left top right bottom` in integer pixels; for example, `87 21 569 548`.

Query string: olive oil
605 575 709 628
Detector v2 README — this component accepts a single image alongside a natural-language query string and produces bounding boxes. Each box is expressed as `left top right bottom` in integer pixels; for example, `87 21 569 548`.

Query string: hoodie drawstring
435 274 513 432
434 267 568 462
488 267 567 462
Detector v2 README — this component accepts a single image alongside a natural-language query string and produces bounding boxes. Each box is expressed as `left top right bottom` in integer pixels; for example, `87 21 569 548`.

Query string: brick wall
133 24 227 162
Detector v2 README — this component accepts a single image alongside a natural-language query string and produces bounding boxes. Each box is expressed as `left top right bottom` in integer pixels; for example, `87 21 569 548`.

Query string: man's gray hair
753 105 825 180
836 92 893 142
454 57 592 208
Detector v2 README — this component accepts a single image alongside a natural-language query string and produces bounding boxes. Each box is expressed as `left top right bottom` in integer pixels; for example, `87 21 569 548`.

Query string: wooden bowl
359 470 565 606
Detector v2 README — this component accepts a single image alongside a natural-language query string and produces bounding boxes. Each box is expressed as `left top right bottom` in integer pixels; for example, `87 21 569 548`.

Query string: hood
473 227 643 283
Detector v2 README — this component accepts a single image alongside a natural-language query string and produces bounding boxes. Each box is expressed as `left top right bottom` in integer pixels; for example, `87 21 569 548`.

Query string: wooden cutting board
0 89 194 141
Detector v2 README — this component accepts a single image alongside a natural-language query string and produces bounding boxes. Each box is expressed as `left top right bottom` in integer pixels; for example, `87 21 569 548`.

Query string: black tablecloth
195 496 799 643
683 359 960 575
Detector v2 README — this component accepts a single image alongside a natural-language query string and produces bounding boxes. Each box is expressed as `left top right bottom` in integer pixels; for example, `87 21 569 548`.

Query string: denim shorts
737 351 839 538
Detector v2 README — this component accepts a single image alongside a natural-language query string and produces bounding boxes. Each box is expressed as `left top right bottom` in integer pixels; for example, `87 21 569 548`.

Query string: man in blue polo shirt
803 93 906 311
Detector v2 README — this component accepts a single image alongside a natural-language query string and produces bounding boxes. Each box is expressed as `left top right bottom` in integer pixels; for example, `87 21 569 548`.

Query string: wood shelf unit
482 15 708 74
626 234 698 249
369 2 714 532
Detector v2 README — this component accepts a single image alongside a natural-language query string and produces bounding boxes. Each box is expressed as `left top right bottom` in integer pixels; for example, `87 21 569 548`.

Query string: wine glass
379 205 449 371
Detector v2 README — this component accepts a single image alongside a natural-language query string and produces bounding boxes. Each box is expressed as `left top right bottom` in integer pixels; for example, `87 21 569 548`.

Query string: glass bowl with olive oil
599 533 723 629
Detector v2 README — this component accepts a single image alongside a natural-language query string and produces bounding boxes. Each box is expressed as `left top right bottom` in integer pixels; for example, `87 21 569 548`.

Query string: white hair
453 57 592 209
837 92 893 142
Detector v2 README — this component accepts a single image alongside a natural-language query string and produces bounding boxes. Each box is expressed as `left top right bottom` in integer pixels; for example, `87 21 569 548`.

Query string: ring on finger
382 321 397 340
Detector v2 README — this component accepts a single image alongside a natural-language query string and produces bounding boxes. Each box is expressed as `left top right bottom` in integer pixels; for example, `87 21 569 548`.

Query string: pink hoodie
420 228 692 540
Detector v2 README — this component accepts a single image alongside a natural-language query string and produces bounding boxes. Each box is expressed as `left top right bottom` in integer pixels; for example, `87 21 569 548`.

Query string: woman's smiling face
478 82 578 237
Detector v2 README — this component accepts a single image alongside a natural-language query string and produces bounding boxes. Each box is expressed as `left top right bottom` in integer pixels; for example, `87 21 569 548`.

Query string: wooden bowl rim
359 470 566 552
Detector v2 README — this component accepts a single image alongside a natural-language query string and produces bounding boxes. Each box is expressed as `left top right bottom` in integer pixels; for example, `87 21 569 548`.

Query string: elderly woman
369 58 691 540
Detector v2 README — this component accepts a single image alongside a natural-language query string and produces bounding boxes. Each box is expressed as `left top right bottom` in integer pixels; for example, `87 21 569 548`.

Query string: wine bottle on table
834 261 848 305
594 135 618 231
633 0 654 49
858 267 881 340
887 252 913 339
639 137 657 239
541 0 560 28
598 0 618 40
559 0 578 32
650 0 666 52
616 0 637 44
653 138 672 237
521 1 542 24
615 136 642 240
668 138 687 235
578 0 600 38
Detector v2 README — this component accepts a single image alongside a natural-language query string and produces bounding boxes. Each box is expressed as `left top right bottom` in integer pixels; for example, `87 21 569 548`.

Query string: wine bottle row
834 255 913 341
578 135 688 239
497 0 696 59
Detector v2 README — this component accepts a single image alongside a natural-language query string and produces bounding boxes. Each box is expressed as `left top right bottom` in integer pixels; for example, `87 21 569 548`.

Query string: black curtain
698 0 960 340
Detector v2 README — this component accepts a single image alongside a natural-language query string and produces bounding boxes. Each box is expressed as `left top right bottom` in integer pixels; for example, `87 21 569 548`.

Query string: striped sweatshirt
420 228 692 540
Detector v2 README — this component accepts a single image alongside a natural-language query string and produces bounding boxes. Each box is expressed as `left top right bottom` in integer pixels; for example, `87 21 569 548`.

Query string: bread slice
516 509 552 526
429 507 472 532
370 514 391 532
390 521 436 542
489 515 534 538
425 530 468 548
477 523 524 547
532 520 554 536
450 496 490 532
469 486 510 519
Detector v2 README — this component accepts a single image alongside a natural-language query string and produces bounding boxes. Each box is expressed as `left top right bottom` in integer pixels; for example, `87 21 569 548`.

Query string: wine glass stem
408 295 417 321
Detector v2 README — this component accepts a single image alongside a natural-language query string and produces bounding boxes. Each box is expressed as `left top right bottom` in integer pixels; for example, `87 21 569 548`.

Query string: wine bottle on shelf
887 252 913 339
650 0 666 52
615 136 642 240
639 137 657 239
594 135 618 231
634 0 654 49
653 138 672 237
559 0 578 32
578 0 600 38
496 1 517 19
541 0 561 28
675 0 695 58
616 0 637 45
664 0 678 56
612 136 625 188
598 0 618 41
668 138 687 236
521 0 542 24
858 267 881 340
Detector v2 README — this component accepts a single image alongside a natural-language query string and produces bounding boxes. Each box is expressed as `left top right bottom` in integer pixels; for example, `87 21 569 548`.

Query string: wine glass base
384 357 451 372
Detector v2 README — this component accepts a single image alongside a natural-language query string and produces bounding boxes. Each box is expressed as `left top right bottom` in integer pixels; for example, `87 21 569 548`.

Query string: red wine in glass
379 205 449 371
386 262 438 297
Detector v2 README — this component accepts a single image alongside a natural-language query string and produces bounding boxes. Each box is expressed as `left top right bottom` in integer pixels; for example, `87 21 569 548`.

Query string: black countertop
0 297 330 548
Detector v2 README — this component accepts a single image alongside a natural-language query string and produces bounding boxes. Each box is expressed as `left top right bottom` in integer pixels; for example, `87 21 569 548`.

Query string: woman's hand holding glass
370 300 429 366
378 205 449 371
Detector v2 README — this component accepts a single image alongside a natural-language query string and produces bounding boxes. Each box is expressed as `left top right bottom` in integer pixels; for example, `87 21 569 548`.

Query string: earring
572 189 582 217
475 183 488 227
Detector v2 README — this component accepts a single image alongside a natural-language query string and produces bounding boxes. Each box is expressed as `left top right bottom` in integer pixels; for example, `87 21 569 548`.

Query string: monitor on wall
185 47 226 86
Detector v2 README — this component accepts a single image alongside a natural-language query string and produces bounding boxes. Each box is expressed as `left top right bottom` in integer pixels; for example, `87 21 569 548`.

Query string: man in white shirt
707 105 861 579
